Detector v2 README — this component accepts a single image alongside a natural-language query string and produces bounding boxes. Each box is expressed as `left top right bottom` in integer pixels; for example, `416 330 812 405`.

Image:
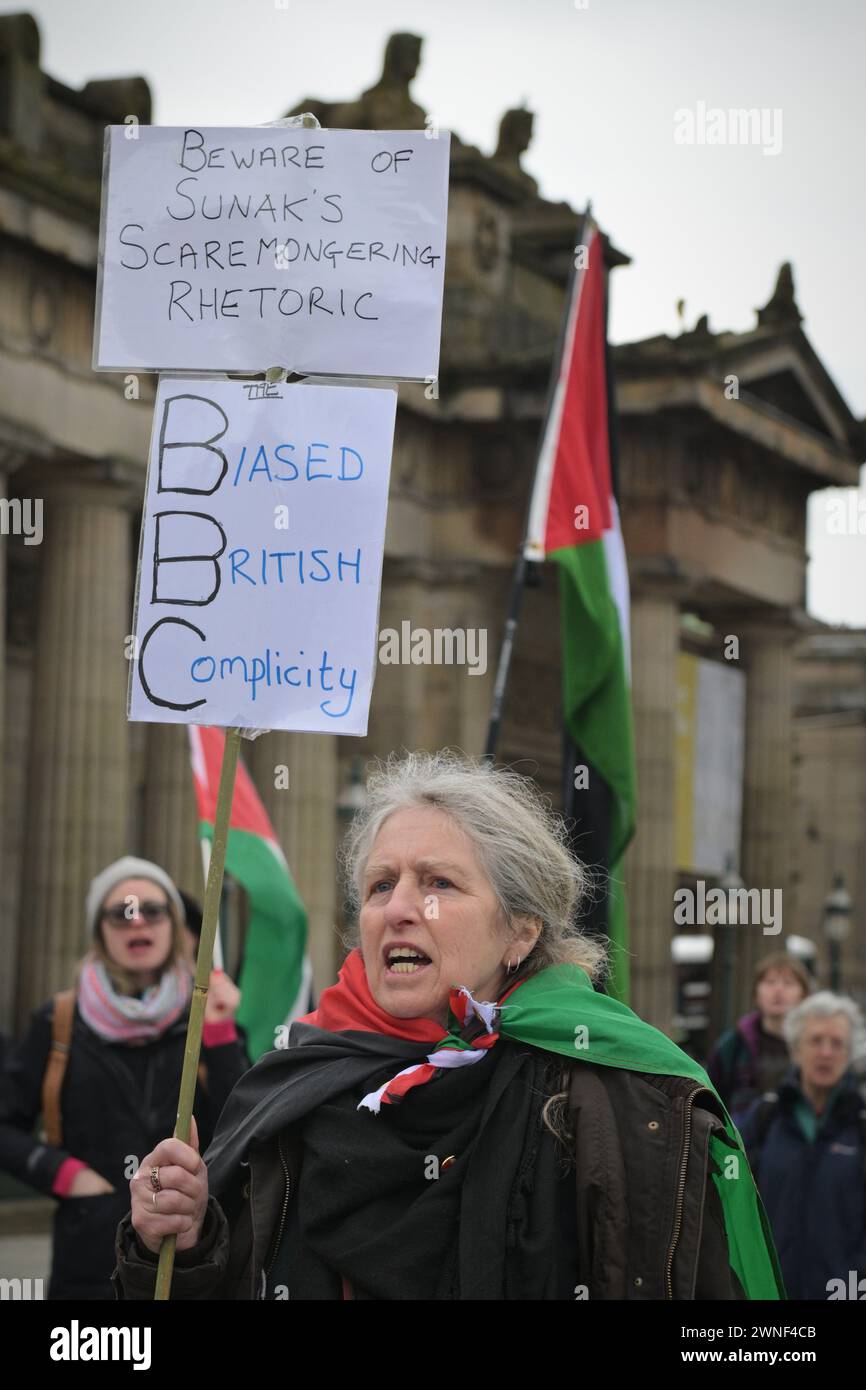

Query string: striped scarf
77 955 192 1043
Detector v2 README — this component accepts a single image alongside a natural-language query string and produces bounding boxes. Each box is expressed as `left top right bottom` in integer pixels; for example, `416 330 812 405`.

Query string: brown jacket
112 1059 744 1300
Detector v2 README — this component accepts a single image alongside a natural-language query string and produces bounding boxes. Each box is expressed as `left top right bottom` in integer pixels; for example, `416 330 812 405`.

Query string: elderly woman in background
0 856 248 1299
114 754 782 1301
739 991 866 1300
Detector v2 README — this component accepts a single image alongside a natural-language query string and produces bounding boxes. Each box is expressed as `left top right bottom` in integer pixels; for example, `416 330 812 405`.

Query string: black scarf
204 1027 573 1300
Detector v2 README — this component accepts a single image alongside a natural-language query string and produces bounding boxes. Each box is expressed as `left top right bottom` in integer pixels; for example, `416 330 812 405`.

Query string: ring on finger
152 1191 159 1210
150 1165 162 1192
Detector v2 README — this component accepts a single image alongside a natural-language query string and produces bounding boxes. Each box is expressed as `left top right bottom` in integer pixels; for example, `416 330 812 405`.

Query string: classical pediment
615 266 864 488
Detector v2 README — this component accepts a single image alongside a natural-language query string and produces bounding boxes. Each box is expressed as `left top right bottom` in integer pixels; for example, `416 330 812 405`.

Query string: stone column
735 618 797 1007
373 566 429 749
626 588 681 1032
0 447 35 1034
370 558 497 755
17 478 132 1026
0 465 8 1031
142 723 202 898
249 731 339 997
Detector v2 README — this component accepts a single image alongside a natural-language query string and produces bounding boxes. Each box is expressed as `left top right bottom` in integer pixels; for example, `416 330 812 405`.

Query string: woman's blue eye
369 877 452 893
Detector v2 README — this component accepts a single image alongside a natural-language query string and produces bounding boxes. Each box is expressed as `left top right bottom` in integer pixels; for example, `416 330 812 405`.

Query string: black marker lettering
157 394 229 494
179 129 207 173
118 223 148 269
151 511 227 605
138 616 207 711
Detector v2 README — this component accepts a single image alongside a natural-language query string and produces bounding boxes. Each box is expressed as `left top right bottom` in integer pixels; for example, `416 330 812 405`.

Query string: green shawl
486 964 785 1299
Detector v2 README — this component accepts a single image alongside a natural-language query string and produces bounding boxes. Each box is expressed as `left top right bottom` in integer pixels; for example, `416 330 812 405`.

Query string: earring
506 955 522 976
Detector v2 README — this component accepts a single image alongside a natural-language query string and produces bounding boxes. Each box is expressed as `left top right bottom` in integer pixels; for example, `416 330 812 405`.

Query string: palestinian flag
524 216 637 1003
188 725 311 1060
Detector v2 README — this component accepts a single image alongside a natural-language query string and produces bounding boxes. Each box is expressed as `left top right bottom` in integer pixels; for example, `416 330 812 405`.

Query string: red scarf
300 949 510 1112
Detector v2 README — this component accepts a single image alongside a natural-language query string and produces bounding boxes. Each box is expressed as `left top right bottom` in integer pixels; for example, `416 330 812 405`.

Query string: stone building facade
1 20 862 1038
792 631 866 995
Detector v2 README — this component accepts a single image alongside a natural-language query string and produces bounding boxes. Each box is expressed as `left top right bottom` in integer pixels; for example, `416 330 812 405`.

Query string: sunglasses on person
101 901 171 926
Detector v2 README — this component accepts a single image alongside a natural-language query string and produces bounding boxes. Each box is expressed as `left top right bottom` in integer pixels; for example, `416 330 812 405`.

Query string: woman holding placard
113 755 783 1301
0 856 248 1299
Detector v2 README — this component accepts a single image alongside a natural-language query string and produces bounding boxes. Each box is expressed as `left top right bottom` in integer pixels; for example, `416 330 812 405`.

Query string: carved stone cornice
15 454 143 512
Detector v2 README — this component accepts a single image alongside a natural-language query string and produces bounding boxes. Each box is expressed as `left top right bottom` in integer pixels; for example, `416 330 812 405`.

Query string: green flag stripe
200 822 308 1060
551 541 636 864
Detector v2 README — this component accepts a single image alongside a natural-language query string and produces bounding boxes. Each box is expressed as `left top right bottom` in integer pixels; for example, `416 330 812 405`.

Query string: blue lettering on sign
227 546 362 586
230 443 364 485
186 645 357 716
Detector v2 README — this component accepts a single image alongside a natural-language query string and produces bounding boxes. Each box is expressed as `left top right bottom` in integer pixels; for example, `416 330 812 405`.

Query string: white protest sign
129 378 396 734
94 126 450 380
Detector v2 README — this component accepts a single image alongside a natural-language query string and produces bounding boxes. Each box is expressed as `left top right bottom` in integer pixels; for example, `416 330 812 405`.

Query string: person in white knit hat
0 855 248 1300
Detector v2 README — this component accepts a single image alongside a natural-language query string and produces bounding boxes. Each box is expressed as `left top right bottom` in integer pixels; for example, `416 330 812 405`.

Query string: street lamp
822 872 851 993
716 856 744 1035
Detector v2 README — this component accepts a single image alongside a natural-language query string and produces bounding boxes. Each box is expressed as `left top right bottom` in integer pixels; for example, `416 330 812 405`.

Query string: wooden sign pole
154 725 242 1300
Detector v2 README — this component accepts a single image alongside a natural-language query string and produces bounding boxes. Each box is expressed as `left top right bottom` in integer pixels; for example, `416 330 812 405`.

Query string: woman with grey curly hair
340 750 608 993
114 751 782 1302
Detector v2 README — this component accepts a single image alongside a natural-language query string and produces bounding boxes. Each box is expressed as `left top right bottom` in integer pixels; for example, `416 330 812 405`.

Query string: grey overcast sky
15 0 866 624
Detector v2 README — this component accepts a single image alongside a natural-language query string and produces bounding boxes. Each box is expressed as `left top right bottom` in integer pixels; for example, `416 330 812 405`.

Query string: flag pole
482 210 589 761
154 725 241 1301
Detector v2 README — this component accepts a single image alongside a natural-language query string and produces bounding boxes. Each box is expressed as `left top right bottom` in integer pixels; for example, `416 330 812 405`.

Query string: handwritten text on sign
129 379 396 734
94 127 450 379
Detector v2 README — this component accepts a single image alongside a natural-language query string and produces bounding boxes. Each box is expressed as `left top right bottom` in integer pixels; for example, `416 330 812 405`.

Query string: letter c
138 616 207 710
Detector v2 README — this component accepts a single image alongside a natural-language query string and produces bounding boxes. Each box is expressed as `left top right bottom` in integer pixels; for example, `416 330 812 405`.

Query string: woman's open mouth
127 936 154 954
384 945 432 976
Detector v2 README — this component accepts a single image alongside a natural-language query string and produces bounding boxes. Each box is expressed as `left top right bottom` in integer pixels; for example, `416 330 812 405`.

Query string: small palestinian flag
189 725 311 1059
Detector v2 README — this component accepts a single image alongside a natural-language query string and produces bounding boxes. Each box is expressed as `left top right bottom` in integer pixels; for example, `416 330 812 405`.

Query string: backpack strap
41 990 76 1149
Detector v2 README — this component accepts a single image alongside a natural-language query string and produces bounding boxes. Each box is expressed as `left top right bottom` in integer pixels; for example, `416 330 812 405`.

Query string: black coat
0 996 249 1299
739 1068 866 1299
113 1044 745 1301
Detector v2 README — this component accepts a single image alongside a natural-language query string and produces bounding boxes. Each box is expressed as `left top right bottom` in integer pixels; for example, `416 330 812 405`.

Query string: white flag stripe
188 725 208 795
602 498 632 683
524 221 599 561
357 1048 490 1113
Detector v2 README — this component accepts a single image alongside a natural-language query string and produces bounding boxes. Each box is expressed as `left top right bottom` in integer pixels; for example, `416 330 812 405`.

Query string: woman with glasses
0 855 249 1299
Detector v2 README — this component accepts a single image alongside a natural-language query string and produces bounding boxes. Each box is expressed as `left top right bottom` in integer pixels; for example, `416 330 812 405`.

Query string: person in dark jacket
0 855 249 1300
707 951 810 1124
738 991 866 1300
112 753 782 1301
